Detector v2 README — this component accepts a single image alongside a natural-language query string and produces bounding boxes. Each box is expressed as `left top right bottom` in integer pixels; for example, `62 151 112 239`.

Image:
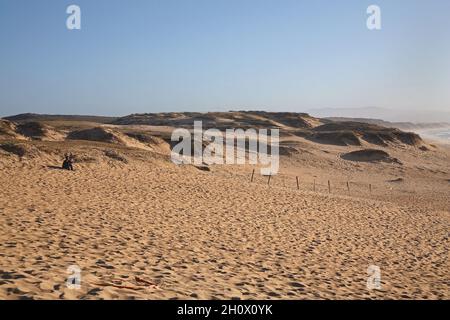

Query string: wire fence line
241 168 417 201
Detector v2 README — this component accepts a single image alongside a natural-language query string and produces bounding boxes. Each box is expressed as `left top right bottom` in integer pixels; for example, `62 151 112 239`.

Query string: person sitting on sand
62 154 74 171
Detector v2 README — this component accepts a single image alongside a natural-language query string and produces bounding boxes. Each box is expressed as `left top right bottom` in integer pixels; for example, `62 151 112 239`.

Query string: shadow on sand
46 165 63 170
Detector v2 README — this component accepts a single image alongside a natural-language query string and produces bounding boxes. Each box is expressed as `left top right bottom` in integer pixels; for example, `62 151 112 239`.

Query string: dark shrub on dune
313 122 423 147
309 131 361 146
341 149 401 164
0 142 30 157
67 127 123 144
16 122 47 139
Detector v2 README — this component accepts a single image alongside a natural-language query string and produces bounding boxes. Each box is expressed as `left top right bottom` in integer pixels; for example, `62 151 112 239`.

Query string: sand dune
0 120 25 140
0 113 448 300
16 122 64 141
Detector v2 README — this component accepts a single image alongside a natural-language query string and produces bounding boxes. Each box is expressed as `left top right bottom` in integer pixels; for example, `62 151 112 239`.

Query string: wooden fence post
347 181 350 192
267 175 271 186
296 176 299 190
250 169 255 183
328 180 331 193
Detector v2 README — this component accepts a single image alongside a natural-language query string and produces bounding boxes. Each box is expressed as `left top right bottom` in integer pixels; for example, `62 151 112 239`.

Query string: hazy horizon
1 0 449 119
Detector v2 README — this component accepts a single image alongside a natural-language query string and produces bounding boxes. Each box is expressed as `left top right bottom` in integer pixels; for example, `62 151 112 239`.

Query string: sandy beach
0 114 448 300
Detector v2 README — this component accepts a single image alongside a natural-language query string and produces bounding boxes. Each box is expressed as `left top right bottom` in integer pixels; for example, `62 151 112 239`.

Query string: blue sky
0 0 449 116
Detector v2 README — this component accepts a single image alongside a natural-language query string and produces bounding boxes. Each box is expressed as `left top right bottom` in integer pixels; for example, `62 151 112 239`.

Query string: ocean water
418 129 450 143
434 130 450 140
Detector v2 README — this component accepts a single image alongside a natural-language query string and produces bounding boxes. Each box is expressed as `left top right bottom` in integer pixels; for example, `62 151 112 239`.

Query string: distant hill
308 107 450 123
111 111 323 130
2 111 427 148
3 113 117 124
309 121 423 147
324 117 450 131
